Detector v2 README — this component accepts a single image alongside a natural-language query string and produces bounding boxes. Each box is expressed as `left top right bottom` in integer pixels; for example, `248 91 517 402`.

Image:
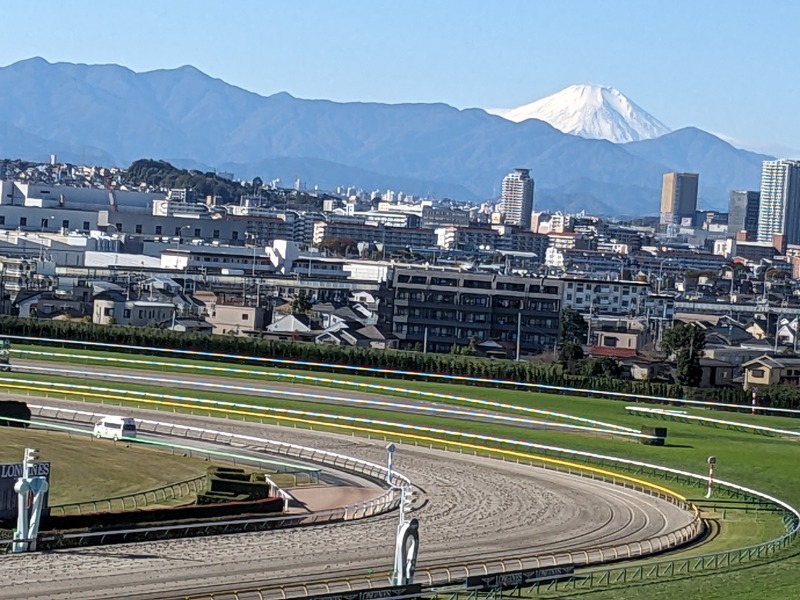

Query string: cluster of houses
1 159 800 392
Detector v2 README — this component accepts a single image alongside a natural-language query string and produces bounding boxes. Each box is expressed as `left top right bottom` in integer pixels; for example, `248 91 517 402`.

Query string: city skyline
1 1 799 155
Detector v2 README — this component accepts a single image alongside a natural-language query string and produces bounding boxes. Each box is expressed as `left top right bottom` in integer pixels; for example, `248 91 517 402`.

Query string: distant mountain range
0 58 773 215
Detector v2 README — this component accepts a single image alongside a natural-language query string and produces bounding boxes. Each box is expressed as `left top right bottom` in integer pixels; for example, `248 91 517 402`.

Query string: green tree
558 307 588 365
291 290 312 314
580 357 622 378
662 323 706 386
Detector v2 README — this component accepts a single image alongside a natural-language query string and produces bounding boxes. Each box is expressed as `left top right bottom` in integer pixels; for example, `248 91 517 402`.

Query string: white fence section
626 405 800 438
5 404 709 584
0 404 411 552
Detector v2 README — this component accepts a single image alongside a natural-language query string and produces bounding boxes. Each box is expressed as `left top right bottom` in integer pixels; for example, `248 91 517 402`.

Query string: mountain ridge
0 58 772 214
490 84 672 143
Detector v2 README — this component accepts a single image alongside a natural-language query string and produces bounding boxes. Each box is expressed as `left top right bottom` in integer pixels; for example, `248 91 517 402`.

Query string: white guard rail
0 404 411 552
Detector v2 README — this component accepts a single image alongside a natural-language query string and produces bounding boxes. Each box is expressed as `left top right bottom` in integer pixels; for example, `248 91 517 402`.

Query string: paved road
0 364 699 600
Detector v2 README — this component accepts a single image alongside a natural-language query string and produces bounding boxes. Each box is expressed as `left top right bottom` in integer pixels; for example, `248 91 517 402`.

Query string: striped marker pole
706 456 717 499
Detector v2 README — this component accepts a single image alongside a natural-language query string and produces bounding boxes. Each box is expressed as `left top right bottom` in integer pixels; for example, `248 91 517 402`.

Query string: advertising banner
0 462 51 522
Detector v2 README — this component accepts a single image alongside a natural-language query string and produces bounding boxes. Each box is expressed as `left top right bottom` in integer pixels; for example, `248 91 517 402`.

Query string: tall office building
500 168 534 230
728 191 760 241
757 160 800 245
659 172 699 227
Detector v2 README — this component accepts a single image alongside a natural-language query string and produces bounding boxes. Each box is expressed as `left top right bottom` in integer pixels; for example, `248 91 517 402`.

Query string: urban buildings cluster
1 155 800 388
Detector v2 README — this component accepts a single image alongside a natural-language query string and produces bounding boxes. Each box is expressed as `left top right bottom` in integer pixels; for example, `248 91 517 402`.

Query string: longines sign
466 566 574 591
304 584 422 600
0 462 51 521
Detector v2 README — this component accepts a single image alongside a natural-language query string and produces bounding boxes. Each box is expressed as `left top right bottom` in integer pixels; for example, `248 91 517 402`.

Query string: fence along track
49 475 206 515
10 403 709 598
1 405 411 553
3 343 798 595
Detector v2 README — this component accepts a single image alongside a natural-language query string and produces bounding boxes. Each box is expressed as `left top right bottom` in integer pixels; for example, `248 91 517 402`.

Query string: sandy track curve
1 397 696 600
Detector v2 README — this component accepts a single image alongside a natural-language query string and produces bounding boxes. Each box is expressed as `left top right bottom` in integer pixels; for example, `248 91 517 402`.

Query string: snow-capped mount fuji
490 84 671 143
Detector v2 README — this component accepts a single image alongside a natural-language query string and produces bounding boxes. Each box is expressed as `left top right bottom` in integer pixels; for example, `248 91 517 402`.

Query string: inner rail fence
1 339 799 594
2 404 704 593
1 406 411 553
50 474 207 516
0 401 745 596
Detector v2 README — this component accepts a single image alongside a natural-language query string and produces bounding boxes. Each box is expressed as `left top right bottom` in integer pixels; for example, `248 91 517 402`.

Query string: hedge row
0 400 30 427
201 467 272 503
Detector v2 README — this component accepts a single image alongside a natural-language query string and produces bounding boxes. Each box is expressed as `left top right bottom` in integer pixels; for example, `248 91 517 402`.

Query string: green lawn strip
0 428 210 507
532 551 800 600
11 369 799 506
6 346 735 436
6 359 800 599
12 372 798 535
28 371 800 501
688 512 787 556
565 513 787 583
16 345 800 435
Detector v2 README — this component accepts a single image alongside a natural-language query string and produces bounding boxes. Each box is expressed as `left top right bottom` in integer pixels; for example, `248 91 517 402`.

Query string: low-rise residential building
699 358 735 387
742 355 800 389
92 291 176 326
203 303 266 336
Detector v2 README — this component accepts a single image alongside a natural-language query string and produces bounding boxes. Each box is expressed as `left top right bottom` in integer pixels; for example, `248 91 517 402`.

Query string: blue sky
3 0 799 152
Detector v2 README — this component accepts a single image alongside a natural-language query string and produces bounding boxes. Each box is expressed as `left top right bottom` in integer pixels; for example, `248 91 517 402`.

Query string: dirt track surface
0 368 698 599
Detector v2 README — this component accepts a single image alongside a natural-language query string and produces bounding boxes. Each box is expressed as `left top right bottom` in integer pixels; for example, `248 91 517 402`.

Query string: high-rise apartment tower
756 160 800 245
500 168 534 230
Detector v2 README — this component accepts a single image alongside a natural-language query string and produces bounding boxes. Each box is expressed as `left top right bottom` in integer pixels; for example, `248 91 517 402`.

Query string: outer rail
3 403 707 595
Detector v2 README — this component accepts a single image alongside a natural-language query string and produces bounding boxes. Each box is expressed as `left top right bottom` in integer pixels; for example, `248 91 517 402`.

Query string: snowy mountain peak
490 84 671 143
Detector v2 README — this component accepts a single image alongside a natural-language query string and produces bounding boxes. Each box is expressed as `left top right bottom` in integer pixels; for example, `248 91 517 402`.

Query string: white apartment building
757 159 800 244
499 168 534 230
561 277 651 316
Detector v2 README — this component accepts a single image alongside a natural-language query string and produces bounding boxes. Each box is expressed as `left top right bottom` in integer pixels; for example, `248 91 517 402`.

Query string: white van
93 416 137 441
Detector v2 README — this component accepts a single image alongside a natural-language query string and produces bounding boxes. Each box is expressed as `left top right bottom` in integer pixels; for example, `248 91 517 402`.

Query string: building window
213 229 220 239
155 225 162 235
115 223 123 231
20 217 27 227
135 224 143 234
0 216 4 225
194 228 201 237
83 221 90 230
232 231 239 240
123 309 131 318
751 369 765 378
103 307 113 317
242 313 249 321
